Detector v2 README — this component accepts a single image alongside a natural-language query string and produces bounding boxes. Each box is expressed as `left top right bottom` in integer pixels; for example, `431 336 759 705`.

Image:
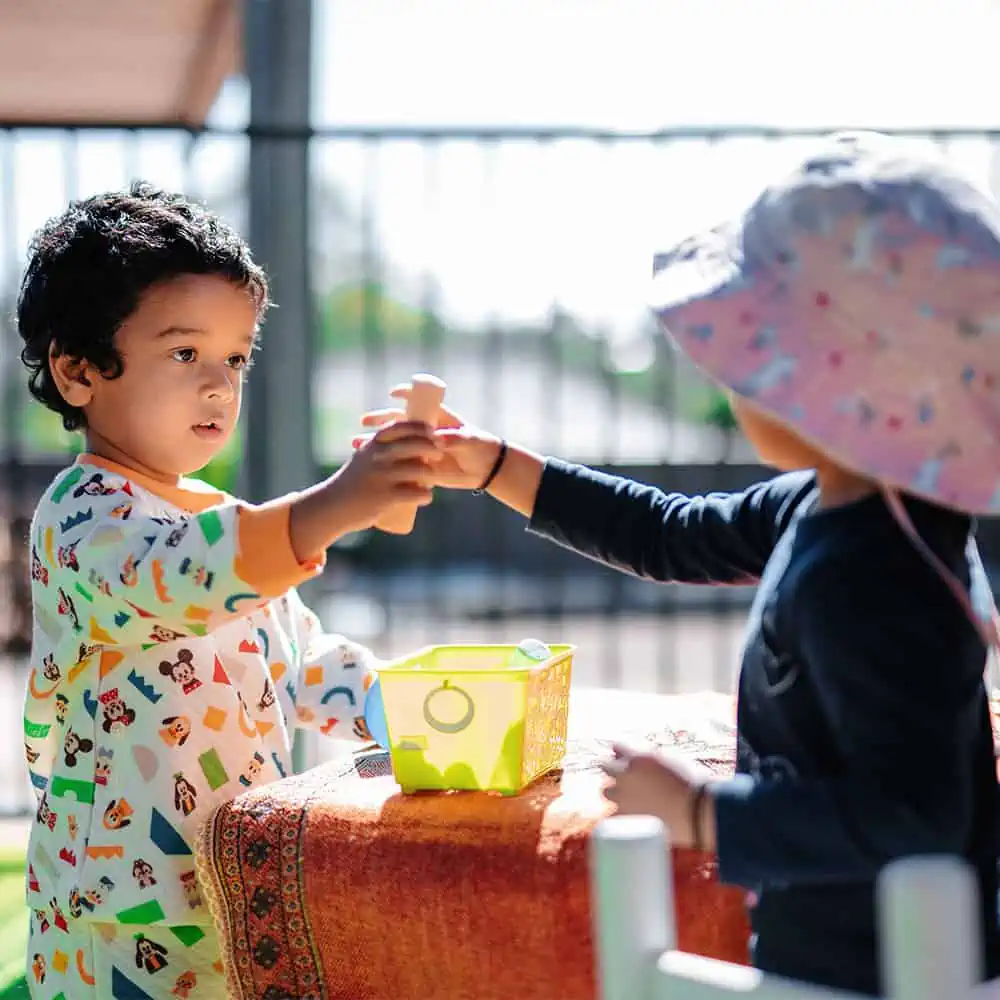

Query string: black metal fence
2 124 999 770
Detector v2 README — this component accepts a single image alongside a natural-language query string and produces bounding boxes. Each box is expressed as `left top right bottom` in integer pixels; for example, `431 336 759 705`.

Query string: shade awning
0 0 240 126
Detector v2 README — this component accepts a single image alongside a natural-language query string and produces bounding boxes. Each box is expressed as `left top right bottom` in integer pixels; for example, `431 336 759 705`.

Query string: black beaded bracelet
473 439 508 495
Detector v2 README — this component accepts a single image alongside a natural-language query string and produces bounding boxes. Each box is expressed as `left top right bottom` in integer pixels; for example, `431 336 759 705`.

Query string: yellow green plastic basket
377 643 574 795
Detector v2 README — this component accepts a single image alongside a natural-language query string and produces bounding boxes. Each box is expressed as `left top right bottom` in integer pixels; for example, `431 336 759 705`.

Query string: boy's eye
228 354 253 371
172 348 197 364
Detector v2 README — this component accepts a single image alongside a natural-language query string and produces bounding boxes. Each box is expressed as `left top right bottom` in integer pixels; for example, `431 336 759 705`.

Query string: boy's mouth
192 421 224 439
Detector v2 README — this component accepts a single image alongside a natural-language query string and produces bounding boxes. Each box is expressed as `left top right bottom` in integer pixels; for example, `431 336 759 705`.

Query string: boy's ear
48 344 94 408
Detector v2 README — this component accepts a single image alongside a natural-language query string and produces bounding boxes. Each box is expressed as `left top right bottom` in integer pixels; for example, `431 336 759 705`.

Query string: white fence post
591 815 676 1000
879 856 981 1000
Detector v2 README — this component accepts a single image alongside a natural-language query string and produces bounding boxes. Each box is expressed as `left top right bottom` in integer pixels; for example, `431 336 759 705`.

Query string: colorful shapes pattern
24 459 378 994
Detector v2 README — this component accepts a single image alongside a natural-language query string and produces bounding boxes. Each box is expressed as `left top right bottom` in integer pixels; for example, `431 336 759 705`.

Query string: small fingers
361 407 404 428
372 438 442 465
610 742 637 761
372 420 440 445
383 457 443 487
599 757 629 778
391 482 435 505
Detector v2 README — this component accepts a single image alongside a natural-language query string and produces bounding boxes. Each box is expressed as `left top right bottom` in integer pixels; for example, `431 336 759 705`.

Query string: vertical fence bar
417 137 444 644
880 856 981 1000
243 0 314 771
591 815 675 1000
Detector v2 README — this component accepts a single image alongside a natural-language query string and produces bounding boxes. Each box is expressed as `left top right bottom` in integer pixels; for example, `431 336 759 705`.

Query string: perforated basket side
520 653 573 785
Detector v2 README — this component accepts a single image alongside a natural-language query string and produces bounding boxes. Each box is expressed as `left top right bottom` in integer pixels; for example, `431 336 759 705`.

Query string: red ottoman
199 736 748 1000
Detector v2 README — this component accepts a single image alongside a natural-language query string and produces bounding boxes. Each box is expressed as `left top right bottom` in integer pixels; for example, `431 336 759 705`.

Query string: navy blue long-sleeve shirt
529 458 1000 996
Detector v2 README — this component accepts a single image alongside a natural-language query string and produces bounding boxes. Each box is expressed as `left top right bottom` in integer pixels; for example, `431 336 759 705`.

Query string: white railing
590 815 1000 1000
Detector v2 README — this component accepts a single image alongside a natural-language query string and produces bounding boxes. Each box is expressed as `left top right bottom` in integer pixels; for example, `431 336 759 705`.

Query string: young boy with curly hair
19 182 439 998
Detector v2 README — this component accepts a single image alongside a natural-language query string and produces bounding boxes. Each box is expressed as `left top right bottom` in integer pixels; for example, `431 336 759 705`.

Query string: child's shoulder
788 492 975 624
33 457 234 527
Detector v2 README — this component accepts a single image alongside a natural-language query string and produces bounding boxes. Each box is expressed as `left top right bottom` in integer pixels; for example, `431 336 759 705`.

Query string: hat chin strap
880 486 1000 656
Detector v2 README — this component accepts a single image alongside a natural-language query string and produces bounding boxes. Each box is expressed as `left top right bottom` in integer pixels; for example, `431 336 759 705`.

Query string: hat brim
649 220 1000 515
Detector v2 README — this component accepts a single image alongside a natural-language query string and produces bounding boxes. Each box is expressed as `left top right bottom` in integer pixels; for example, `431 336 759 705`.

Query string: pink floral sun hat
649 131 1000 517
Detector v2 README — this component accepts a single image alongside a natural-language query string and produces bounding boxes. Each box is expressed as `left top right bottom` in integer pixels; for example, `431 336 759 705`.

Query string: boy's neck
84 433 182 488
814 461 878 510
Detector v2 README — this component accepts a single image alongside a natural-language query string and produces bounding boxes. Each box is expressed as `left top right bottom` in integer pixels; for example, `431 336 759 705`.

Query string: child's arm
33 425 439 647
709 549 985 887
361 393 813 586
273 590 378 740
522 454 813 585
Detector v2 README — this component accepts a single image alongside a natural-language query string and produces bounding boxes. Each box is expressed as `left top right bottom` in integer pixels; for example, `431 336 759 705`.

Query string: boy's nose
202 365 237 401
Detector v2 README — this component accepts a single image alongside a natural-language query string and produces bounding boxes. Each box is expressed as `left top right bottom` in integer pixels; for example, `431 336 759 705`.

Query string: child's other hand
600 744 715 851
327 420 442 534
356 382 503 491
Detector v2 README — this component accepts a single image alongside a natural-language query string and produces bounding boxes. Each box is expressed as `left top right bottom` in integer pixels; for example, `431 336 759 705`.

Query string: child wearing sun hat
369 132 1000 994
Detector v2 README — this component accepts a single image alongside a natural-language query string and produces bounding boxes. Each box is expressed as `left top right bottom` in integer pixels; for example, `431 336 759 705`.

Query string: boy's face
51 274 257 482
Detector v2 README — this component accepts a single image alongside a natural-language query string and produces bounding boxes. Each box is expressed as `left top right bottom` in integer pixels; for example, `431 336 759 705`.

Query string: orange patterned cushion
199 739 748 1000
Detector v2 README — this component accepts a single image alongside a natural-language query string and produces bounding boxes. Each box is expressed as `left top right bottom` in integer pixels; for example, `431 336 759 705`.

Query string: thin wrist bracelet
473 439 508 495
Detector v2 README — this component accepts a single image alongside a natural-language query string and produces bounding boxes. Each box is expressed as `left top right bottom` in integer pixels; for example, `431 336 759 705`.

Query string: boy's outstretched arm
32 423 440 648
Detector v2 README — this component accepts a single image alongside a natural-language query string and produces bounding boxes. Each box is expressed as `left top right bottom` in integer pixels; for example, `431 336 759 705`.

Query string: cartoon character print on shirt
150 624 188 644
179 870 202 909
31 545 48 586
94 747 114 785
239 751 266 787
80 875 115 913
57 541 80 572
160 715 192 747
120 553 139 587
257 679 276 713
36 794 56 832
56 587 81 632
173 970 198 997
179 557 214 591
72 472 120 499
135 933 169 974
41 654 60 683
159 649 201 695
133 858 157 889
173 773 198 817
63 728 94 768
100 688 136 734
103 798 133 831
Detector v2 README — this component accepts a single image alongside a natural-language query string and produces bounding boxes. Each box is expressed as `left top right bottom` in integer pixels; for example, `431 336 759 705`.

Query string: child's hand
324 421 443 535
600 743 716 851
356 383 504 492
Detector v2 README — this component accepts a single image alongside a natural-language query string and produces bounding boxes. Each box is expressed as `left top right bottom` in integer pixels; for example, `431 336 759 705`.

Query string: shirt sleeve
712 546 988 888
33 467 324 647
528 460 815 585
277 590 379 740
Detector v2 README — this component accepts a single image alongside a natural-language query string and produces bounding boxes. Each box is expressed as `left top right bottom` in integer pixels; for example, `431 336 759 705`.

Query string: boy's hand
356 383 503 491
290 422 443 556
600 744 716 851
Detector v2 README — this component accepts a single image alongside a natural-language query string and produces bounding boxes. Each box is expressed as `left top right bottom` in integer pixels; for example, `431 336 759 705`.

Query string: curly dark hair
18 180 270 431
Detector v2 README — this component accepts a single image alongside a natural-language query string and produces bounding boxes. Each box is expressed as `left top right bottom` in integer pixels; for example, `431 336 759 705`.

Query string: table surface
318 686 737 765
568 686 735 739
